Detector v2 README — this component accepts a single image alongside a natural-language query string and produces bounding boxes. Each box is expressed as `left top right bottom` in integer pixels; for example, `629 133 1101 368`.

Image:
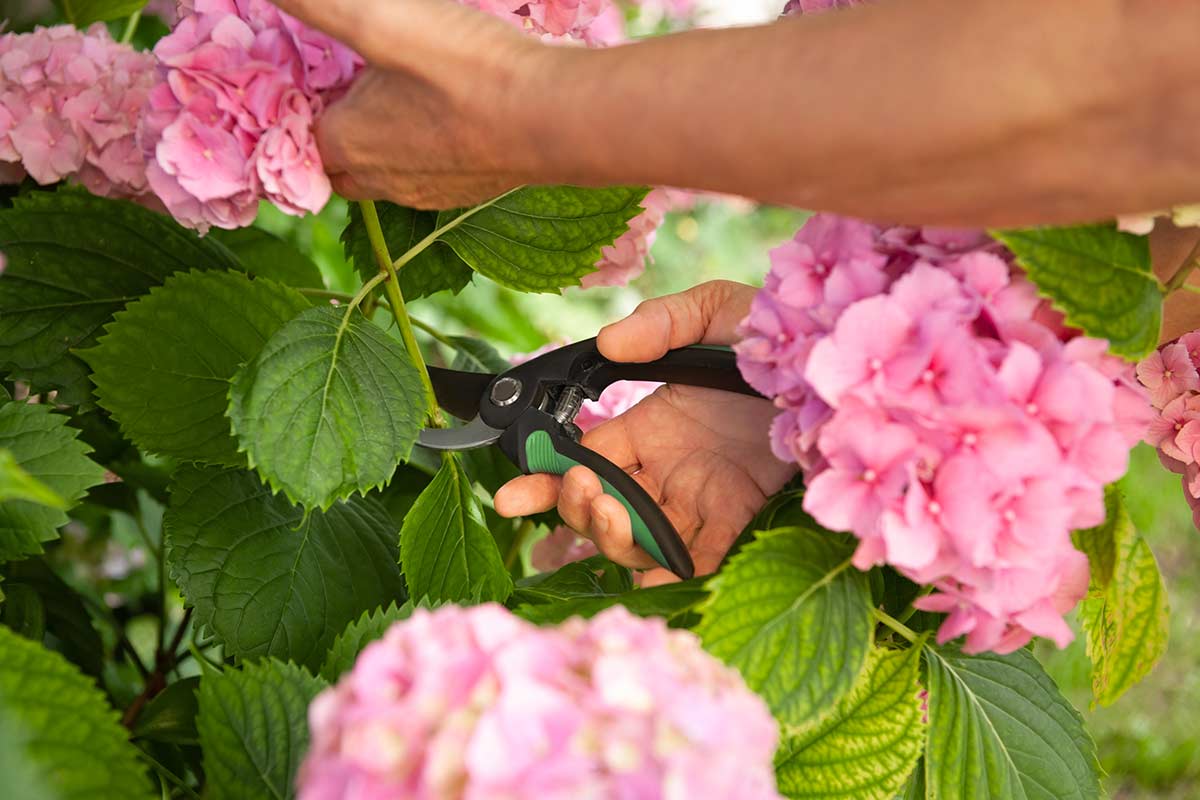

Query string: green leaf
896 763 925 800
437 186 648 292
210 227 325 289
228 305 426 510
1072 486 1121 588
132 677 200 746
0 192 239 405
165 466 407 670
1 558 104 677
0 450 65 508
775 646 926 800
514 579 708 626
319 601 414 682
197 659 326 800
511 556 630 606
1 582 45 640
993 225 1161 358
0 402 105 561
56 0 147 26
342 201 473 300
1077 489 1169 706
695 526 873 727
399 455 512 604
83 271 311 467
923 646 1100 800
0 624 154 800
446 335 510 374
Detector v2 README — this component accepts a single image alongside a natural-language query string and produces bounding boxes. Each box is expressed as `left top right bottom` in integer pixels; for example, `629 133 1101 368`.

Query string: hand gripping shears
417 339 763 580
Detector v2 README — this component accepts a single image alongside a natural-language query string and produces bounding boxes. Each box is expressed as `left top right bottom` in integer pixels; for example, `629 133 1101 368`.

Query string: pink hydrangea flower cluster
0 24 157 198
736 214 1153 654
584 188 672 289
137 0 363 232
1137 332 1200 528
299 604 781 800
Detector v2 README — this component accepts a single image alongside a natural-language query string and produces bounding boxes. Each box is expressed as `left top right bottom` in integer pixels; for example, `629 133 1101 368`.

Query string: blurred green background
260 195 1200 798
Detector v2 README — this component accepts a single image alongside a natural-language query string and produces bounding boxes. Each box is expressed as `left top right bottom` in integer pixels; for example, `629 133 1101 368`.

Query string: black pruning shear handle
417 338 765 580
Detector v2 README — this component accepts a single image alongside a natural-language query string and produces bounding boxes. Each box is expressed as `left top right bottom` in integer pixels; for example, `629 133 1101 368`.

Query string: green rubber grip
524 430 667 567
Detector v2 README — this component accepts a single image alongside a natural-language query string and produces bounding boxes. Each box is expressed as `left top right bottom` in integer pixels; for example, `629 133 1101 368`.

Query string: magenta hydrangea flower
737 215 1154 654
0 24 157 200
298 605 781 800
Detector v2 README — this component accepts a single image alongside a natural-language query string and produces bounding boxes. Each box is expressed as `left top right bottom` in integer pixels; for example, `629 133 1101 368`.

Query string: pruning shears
418 338 763 580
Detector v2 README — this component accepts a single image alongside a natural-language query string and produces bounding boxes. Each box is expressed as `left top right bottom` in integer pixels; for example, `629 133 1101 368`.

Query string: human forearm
520 0 1200 227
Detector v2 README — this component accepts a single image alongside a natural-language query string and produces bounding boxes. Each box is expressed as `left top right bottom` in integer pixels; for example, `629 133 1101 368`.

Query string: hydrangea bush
0 1 1184 799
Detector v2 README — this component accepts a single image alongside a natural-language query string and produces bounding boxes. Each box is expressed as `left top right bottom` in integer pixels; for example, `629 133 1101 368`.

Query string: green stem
120 11 142 45
1166 239 1200 293
504 520 536 570
410 315 459 349
873 607 920 645
896 585 933 625
359 200 445 426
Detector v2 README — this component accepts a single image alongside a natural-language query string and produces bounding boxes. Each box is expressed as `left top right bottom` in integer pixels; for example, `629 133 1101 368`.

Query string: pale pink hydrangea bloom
299 604 781 800
137 0 361 232
584 188 673 289
736 215 1153 654
0 25 157 199
1137 331 1200 530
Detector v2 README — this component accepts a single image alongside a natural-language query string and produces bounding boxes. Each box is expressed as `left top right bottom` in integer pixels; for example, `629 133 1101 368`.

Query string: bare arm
278 0 1200 226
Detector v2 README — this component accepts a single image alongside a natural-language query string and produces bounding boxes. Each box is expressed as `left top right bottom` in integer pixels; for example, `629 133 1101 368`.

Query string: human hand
494 281 798 585
271 0 550 209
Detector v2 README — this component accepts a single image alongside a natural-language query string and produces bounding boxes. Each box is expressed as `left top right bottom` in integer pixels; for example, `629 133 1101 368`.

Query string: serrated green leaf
0 624 154 800
1077 488 1168 706
514 579 708 626
1 558 104 677
83 271 311 467
56 0 147 26
436 186 648 292
0 192 239 405
695 526 872 727
0 402 105 561
228 305 426 509
197 659 326 800
132 676 200 746
164 466 407 670
923 646 1100 800
400 455 512 604
319 601 414 682
993 225 1161 358
210 227 325 289
342 202 473 300
776 646 926 800
896 763 925 800
0 449 65 508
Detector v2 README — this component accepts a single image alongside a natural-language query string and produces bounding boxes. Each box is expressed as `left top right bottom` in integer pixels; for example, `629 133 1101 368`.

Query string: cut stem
359 200 444 427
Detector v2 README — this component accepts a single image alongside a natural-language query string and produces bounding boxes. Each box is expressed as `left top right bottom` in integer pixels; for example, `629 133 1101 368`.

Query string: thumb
596 280 758 363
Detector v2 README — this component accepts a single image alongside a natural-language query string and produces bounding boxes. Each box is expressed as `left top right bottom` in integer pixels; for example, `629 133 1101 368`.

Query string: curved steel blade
427 366 494 420
417 417 504 451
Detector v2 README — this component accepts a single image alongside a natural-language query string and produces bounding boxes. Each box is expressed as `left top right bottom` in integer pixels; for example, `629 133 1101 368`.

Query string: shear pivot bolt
490 377 522 407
